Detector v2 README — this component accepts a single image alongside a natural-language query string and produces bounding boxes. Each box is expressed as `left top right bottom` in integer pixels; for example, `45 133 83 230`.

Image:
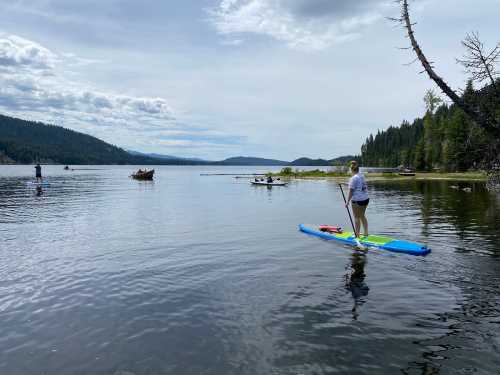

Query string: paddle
339 183 365 249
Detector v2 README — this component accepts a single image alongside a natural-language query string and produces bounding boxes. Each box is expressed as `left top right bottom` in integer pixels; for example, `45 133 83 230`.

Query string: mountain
148 153 207 162
0 114 205 165
0 114 141 164
290 158 331 166
216 156 288 166
0 113 358 166
128 150 208 163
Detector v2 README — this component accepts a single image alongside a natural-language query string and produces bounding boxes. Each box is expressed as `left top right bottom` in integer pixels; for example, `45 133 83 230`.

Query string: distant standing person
35 163 42 183
345 162 369 238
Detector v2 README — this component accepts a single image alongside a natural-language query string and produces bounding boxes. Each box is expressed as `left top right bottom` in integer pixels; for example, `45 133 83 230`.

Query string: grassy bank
270 168 487 181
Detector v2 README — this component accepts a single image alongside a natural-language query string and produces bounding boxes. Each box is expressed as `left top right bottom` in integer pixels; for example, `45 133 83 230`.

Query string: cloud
209 0 387 51
288 0 385 19
0 34 57 69
0 34 175 124
0 33 245 155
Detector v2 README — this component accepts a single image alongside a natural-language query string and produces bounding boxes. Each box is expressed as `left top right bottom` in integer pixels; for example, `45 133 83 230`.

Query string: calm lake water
1 165 499 375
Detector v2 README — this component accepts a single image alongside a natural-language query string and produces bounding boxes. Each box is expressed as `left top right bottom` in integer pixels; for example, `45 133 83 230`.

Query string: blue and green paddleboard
299 224 431 256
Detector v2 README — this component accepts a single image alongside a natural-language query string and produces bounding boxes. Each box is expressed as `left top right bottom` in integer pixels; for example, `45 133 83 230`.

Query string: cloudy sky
0 0 498 160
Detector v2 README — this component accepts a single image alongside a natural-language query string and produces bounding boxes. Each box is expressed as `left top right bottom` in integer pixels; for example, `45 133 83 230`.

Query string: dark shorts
352 199 369 207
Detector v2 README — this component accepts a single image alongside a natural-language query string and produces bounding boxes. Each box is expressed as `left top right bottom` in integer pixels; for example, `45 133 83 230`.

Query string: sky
0 0 498 160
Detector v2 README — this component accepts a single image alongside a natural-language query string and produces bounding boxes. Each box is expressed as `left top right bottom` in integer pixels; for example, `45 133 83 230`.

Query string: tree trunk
400 0 500 138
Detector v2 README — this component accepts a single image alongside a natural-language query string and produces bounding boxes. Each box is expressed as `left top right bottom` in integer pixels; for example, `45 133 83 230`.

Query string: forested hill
216 156 288 166
0 114 194 165
290 156 359 166
360 82 498 172
0 113 358 166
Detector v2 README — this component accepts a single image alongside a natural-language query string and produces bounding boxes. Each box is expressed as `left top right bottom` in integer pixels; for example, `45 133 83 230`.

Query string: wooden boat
131 169 155 180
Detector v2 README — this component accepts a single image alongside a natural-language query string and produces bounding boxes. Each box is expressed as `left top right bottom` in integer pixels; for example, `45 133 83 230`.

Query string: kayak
251 181 287 186
299 224 430 256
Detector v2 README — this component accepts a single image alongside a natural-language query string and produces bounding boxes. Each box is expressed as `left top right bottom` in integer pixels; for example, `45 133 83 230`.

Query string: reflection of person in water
345 251 369 320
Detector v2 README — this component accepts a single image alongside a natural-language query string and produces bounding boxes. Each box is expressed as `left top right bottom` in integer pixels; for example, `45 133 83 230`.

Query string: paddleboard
299 224 430 256
26 181 50 187
251 181 287 186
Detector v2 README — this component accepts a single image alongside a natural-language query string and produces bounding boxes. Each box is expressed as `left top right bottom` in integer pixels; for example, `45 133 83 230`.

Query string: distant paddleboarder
35 163 42 183
345 161 369 238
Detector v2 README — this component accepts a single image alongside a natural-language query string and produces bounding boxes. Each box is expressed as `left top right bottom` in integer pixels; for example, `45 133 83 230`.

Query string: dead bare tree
457 31 499 88
392 0 500 138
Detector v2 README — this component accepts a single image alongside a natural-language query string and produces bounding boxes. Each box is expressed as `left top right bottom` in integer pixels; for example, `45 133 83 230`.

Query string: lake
1 165 499 375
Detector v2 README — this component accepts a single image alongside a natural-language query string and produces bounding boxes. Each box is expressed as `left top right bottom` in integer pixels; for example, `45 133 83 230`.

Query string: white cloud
0 34 175 129
0 33 246 156
0 34 57 69
208 0 385 51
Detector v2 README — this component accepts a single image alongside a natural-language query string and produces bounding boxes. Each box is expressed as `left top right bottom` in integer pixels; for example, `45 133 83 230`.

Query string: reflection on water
0 166 499 374
345 251 369 320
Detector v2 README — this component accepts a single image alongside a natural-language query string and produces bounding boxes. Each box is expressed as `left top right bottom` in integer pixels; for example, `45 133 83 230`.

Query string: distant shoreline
270 170 487 182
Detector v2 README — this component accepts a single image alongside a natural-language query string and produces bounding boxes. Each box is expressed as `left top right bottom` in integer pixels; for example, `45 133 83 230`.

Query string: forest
0 114 187 165
360 81 498 172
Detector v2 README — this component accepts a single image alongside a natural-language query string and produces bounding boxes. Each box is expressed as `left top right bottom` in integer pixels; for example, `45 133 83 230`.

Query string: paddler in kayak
345 161 369 238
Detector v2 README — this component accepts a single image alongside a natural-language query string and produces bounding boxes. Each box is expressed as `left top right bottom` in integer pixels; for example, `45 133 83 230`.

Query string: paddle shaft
339 183 358 238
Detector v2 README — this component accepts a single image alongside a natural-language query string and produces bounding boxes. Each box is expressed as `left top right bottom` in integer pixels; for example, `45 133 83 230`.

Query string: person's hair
350 164 360 173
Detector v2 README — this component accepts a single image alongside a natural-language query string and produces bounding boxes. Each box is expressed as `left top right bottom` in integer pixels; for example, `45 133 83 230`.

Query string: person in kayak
345 163 369 238
35 163 42 183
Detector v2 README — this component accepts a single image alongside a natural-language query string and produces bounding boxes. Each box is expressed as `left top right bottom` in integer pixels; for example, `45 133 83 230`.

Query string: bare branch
397 0 499 136
404 57 419 66
457 32 499 87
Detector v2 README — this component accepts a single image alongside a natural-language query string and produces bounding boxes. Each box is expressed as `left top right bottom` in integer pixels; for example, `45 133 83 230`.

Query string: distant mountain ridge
216 156 288 166
0 113 357 165
128 150 208 163
0 114 204 165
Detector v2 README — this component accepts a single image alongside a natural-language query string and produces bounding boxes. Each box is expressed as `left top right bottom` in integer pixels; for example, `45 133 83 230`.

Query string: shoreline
270 171 488 182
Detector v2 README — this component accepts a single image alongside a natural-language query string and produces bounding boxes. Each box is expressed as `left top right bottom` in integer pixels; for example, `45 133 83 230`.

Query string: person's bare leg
360 206 368 237
361 216 368 237
352 204 362 238
355 218 361 238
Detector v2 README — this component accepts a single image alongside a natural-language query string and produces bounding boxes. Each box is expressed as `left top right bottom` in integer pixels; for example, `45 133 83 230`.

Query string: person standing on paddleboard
35 163 42 183
345 162 369 238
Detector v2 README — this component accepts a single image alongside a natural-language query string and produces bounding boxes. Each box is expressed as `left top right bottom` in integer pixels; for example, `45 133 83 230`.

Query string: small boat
251 181 287 186
131 169 155 180
398 168 415 177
